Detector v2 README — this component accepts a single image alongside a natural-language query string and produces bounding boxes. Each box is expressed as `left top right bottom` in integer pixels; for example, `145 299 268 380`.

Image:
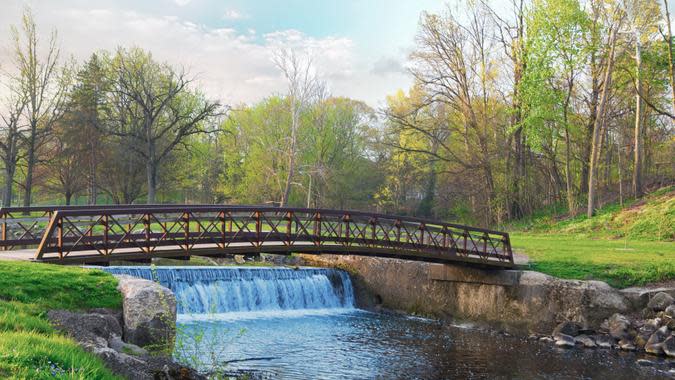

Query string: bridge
0 205 514 268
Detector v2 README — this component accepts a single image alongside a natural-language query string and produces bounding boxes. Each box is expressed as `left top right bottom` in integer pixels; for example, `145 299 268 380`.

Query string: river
103 266 669 379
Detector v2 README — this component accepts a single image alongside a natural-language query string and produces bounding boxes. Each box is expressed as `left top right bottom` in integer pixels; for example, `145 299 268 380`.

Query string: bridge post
144 213 151 254
218 211 226 249
419 223 426 247
57 217 63 259
183 212 190 254
286 211 292 246
255 211 261 248
103 214 109 255
313 212 321 247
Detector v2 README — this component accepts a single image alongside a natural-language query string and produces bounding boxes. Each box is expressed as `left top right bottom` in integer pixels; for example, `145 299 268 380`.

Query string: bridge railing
1 205 513 266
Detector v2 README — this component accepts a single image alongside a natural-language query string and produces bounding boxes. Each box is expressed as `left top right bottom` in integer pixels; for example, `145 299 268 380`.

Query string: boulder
636 359 654 367
553 321 581 337
666 305 675 319
554 334 575 348
664 336 675 358
115 275 177 350
648 292 674 312
574 334 596 348
604 313 631 339
48 309 123 342
645 326 670 355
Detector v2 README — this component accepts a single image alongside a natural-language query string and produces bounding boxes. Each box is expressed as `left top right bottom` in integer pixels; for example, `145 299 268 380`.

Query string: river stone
554 334 575 348
574 334 596 348
636 359 654 367
666 305 675 319
553 321 581 337
109 334 148 356
115 275 177 350
648 292 675 311
664 336 675 357
605 313 631 339
595 335 613 348
618 338 636 351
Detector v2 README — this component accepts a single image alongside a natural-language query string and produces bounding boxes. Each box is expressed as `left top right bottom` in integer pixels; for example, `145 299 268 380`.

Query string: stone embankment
48 275 203 380
300 254 675 336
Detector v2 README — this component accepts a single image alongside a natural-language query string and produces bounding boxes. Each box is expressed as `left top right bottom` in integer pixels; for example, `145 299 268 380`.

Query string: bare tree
588 20 622 217
273 49 321 207
11 7 67 207
0 91 27 206
102 48 221 203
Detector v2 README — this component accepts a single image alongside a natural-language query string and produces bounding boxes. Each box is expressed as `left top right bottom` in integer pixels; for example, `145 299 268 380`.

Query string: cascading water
102 266 355 316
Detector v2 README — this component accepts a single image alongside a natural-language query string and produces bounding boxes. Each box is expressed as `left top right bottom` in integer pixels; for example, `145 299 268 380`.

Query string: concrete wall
301 254 634 334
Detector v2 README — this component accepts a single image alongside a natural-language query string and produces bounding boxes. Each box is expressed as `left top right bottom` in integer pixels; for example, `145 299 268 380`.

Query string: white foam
177 307 358 323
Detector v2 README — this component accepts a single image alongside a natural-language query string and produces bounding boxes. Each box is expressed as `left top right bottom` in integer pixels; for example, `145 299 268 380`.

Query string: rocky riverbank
47 275 203 380
538 292 675 360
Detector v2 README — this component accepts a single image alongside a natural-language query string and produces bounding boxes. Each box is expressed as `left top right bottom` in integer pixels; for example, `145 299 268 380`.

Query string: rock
645 342 664 355
668 319 675 330
574 334 596 348
109 335 148 356
605 313 631 339
595 335 614 348
114 275 177 350
554 334 576 348
618 338 636 351
664 335 675 357
49 308 204 379
666 305 675 319
48 309 123 342
539 336 554 343
636 359 654 367
645 318 662 329
648 292 675 312
553 321 581 337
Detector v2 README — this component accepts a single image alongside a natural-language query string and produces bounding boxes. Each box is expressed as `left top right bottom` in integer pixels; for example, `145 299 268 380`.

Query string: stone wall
301 254 634 334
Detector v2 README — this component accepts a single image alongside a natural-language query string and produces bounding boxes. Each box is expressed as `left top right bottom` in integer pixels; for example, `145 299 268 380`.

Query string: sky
0 0 450 108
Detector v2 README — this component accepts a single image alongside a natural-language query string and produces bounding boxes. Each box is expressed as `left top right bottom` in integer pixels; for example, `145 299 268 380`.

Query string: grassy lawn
0 260 122 379
511 233 674 288
507 186 675 288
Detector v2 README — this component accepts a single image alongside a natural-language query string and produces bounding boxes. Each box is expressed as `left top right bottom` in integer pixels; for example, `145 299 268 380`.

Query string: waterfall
101 266 355 316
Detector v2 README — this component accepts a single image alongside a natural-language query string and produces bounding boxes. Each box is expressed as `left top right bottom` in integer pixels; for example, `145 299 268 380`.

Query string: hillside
508 186 675 288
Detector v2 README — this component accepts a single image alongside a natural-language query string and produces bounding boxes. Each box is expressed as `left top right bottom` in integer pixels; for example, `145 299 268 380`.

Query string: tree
11 7 66 207
101 48 221 203
522 0 590 214
273 49 321 207
588 14 623 217
0 91 26 206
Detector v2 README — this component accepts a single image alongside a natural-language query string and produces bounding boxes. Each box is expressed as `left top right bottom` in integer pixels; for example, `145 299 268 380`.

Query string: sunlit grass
0 261 123 379
511 233 675 288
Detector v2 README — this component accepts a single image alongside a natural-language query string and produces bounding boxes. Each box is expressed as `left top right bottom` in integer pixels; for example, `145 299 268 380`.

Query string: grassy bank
509 186 674 288
0 260 122 379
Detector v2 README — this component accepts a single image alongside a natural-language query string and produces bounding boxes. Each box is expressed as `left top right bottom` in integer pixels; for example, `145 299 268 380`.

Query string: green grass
507 186 675 288
509 186 674 241
511 233 675 288
0 261 122 379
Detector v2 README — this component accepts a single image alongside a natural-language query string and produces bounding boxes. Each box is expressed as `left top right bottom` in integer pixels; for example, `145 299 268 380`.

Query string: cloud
0 2 412 107
174 0 191 6
371 57 405 76
222 9 248 20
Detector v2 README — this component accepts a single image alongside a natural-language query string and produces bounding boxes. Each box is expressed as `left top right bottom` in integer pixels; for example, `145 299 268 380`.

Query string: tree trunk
146 161 157 204
588 26 619 217
65 191 72 206
664 0 675 113
632 37 643 197
280 102 298 207
3 162 15 207
23 132 36 208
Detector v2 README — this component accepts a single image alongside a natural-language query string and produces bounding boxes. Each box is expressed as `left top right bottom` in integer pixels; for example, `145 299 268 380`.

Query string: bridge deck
0 205 514 268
